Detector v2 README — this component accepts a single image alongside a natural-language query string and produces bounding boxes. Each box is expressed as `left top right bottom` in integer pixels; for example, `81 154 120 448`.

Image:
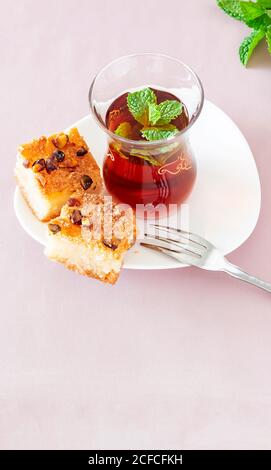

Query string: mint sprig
217 0 271 66
125 88 183 141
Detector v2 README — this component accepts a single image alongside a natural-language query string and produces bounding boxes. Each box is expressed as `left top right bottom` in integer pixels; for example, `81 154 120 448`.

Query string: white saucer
14 99 261 270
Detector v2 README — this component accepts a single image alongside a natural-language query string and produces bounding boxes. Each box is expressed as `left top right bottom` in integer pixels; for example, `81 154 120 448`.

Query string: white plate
14 99 261 270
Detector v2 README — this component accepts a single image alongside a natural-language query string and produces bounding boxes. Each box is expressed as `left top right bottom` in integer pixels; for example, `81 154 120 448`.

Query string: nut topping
76 147 88 157
32 159 45 173
80 175 93 190
70 209 82 225
23 160 30 168
103 240 118 250
67 197 80 207
52 150 65 162
48 223 61 234
52 133 69 149
45 156 58 173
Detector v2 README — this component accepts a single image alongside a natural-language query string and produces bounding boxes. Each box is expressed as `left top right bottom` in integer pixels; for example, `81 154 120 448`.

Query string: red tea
103 88 196 212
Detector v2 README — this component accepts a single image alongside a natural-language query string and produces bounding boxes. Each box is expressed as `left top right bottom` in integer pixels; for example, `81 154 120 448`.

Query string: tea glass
89 53 204 218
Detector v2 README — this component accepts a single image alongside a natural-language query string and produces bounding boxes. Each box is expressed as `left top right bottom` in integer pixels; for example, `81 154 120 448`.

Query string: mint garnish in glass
106 87 187 142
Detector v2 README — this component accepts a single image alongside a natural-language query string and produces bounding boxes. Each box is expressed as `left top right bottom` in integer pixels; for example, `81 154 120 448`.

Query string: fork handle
223 262 271 293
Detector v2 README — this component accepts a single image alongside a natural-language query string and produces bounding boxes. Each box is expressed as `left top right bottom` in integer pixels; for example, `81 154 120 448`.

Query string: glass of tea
89 53 204 217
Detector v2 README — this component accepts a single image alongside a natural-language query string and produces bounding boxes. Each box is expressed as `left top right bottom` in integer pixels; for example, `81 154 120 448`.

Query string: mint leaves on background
115 88 183 141
217 0 245 19
217 0 271 65
239 29 266 64
240 0 265 20
257 0 271 9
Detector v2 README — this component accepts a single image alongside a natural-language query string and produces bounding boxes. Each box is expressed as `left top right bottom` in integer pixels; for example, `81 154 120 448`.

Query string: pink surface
1 0 271 450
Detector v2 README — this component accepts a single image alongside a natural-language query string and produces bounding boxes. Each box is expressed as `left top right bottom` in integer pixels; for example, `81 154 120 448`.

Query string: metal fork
141 225 271 293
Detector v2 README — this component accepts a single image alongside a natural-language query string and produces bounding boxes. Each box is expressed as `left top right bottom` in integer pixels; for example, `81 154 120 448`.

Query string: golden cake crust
18 128 102 198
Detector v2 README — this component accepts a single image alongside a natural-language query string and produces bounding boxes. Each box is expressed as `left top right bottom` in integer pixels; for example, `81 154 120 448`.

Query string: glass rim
88 52 204 147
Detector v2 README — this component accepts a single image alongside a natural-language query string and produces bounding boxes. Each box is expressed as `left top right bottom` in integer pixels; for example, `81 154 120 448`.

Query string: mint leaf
266 25 271 53
217 0 244 20
141 124 179 141
114 122 133 138
240 1 265 21
127 88 156 125
156 100 183 125
258 0 271 9
246 14 271 30
148 103 161 126
239 29 266 65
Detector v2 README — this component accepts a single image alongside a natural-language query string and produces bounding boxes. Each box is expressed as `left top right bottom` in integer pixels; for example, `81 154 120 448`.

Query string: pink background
1 0 271 450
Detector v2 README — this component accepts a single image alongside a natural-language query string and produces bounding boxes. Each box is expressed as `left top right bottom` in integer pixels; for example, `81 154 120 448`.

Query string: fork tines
150 224 208 248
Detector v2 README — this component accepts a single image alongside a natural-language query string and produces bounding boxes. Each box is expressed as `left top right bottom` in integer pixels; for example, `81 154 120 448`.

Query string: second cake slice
45 193 136 283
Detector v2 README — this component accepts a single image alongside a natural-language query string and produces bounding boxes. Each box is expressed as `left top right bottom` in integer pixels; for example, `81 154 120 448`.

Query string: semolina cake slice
15 128 102 222
45 193 136 284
